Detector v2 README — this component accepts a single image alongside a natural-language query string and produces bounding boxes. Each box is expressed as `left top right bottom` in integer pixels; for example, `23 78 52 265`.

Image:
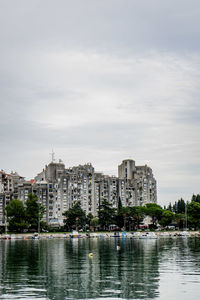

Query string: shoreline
1 230 200 240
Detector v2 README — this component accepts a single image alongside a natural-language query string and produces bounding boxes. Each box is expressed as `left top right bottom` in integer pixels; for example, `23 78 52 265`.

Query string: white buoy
117 246 121 251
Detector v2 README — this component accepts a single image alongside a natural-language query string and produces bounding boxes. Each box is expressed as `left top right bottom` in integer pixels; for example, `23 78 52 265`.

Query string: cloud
0 1 200 206
1 0 200 54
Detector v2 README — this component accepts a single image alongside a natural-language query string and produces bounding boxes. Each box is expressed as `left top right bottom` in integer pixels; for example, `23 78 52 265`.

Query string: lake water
0 237 200 299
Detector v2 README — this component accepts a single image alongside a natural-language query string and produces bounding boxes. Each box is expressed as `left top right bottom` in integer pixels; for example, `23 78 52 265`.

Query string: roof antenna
50 149 55 163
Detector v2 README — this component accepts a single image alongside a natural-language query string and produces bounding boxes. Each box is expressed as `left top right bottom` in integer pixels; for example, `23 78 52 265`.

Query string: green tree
173 201 177 213
115 207 124 229
118 197 122 212
86 213 93 228
167 203 172 212
119 206 130 230
172 199 186 229
90 217 99 231
25 193 45 231
191 194 200 204
187 201 200 229
63 202 86 231
115 197 123 228
176 213 185 230
145 203 163 227
177 198 186 214
130 206 146 230
5 199 27 232
98 200 116 230
159 210 174 228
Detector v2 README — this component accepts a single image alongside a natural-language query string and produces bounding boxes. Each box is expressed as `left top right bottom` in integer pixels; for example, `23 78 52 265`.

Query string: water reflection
0 237 200 299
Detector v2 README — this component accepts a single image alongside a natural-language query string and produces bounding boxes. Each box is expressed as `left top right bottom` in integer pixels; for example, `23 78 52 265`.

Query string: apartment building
0 171 24 226
0 158 157 227
118 159 157 206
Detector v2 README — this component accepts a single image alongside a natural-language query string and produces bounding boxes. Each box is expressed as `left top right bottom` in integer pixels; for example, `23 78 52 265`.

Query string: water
0 237 200 299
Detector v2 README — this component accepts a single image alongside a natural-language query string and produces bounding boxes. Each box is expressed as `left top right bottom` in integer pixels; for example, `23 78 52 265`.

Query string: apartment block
118 159 157 206
0 171 24 226
0 158 157 227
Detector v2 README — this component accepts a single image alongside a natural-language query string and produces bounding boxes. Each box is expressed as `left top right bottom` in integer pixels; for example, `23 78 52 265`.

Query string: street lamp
38 202 40 234
185 202 188 230
5 207 7 234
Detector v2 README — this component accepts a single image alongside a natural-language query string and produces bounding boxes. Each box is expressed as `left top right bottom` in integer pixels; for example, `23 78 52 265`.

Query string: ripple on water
0 237 200 299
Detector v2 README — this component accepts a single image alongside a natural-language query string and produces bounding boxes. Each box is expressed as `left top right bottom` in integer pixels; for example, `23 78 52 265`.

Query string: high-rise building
118 159 157 207
0 170 24 226
0 158 157 227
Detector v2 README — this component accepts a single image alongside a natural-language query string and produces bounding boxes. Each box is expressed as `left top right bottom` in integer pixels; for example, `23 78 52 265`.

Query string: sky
0 0 200 206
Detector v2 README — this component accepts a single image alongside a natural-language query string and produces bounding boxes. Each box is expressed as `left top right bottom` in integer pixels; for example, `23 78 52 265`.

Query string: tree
187 201 200 230
167 203 172 212
175 213 185 230
173 201 177 213
115 206 145 231
98 200 116 230
90 217 99 231
145 203 163 227
196 194 200 203
5 199 27 232
115 203 126 229
63 202 86 231
86 213 93 228
118 197 122 212
191 194 200 204
159 210 174 228
130 206 146 230
25 193 45 231
119 207 130 230
177 198 186 214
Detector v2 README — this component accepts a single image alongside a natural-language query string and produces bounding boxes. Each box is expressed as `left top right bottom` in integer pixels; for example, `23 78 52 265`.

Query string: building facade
118 159 157 207
0 158 157 227
0 171 24 226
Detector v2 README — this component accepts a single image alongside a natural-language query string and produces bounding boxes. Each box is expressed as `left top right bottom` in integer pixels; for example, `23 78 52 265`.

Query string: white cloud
0 1 200 206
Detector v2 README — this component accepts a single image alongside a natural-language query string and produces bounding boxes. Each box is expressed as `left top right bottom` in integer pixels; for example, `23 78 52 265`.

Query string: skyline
0 1 200 206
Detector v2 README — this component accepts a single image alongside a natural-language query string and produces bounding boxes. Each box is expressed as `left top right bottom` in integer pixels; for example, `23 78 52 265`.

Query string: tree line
3 193 200 232
4 193 45 233
63 194 200 231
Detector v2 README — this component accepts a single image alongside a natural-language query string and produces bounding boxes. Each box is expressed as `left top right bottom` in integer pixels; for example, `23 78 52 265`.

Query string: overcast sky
0 0 200 206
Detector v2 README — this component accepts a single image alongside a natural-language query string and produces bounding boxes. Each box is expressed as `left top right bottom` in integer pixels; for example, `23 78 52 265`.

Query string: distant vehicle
166 226 175 230
109 224 121 231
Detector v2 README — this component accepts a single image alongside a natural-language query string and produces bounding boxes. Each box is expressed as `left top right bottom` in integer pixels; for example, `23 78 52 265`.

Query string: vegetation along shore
2 193 200 234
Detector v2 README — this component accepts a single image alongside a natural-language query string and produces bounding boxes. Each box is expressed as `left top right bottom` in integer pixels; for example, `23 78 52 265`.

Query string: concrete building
65 163 95 216
0 170 24 226
94 173 118 211
118 159 136 181
0 158 157 227
135 165 157 205
118 159 157 207
34 160 67 226
33 161 96 226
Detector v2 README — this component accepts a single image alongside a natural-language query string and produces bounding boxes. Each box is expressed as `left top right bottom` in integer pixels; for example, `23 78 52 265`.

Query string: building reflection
0 237 162 299
46 238 160 299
